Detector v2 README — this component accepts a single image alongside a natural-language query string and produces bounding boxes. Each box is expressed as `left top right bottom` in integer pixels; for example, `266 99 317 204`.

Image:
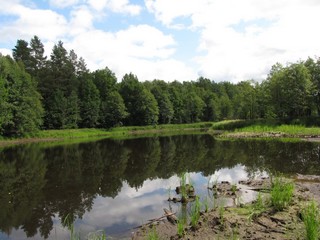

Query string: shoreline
2 120 320 147
132 175 320 240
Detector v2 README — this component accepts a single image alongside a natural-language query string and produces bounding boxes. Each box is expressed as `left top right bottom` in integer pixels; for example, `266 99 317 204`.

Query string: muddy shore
132 175 320 240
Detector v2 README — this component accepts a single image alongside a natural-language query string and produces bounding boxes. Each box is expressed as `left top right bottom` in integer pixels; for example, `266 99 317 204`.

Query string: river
1 134 320 239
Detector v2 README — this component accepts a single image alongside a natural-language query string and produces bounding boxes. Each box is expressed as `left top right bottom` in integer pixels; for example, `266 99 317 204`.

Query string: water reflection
1 135 320 239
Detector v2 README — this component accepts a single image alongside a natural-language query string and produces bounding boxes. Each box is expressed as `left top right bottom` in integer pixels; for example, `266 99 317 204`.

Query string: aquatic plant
87 231 107 240
177 216 186 238
271 177 294 211
231 184 237 194
190 196 201 229
147 226 159 240
248 192 268 221
302 200 320 240
218 204 225 225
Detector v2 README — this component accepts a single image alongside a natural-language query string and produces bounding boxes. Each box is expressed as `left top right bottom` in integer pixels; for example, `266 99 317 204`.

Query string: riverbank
132 175 320 240
2 119 320 147
0 122 213 147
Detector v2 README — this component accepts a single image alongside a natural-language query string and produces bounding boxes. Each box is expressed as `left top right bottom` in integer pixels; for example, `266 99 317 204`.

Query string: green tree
102 91 128 127
0 55 43 136
267 62 312 118
305 57 320 116
233 81 258 119
78 76 100 128
120 73 159 126
92 68 127 127
150 80 174 124
65 90 80 129
29 36 47 77
12 40 32 73
183 88 205 123
168 81 185 123
202 92 220 121
0 57 12 133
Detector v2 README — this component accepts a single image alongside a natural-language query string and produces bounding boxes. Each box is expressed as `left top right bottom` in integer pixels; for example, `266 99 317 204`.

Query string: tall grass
190 196 201 229
177 216 186 238
179 172 188 202
234 124 320 136
302 200 320 240
271 177 294 211
248 192 268 221
147 226 159 240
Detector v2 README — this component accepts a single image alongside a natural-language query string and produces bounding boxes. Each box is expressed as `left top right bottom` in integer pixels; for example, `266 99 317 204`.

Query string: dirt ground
132 175 320 240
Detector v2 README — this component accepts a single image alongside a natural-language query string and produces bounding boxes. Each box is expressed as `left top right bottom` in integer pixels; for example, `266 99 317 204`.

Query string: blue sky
1 0 320 82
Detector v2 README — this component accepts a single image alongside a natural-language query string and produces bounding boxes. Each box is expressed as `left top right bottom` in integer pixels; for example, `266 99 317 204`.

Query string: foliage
4 36 320 137
147 226 159 240
302 200 320 240
190 196 201 229
0 55 43 136
271 177 294 211
177 217 185 238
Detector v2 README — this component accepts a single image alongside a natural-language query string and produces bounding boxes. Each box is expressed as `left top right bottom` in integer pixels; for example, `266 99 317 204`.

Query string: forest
1 35 320 137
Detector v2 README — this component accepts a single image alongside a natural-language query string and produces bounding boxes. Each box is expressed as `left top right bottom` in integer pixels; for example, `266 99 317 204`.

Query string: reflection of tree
2 135 320 238
124 137 161 188
0 145 46 236
99 140 130 198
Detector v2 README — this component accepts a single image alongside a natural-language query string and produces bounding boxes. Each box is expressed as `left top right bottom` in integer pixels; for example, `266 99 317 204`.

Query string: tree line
1 35 320 136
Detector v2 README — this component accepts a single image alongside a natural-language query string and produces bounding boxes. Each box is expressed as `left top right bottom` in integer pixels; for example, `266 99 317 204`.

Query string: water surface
1 134 320 239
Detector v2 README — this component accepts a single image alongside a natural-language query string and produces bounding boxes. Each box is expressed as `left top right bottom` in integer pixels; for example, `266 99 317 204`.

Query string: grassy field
0 122 215 147
2 119 320 147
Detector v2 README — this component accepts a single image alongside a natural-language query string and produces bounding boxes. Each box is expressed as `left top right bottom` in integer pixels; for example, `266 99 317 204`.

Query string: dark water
1 134 320 239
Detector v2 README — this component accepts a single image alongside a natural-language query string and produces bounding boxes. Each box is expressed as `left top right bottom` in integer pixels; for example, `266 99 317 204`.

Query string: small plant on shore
248 192 267 221
87 231 107 240
190 196 201 229
219 204 225 225
302 200 320 240
179 172 188 202
177 217 186 238
231 184 237 195
204 196 210 213
271 177 294 211
147 226 159 240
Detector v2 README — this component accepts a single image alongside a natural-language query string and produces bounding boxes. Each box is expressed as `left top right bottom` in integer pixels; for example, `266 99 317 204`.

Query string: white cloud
87 0 142 15
0 3 68 42
49 0 80 8
68 25 197 81
0 48 12 56
69 5 94 35
146 0 320 82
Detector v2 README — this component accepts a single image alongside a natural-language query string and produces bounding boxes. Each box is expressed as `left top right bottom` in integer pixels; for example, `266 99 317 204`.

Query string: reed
190 196 201 229
271 177 294 211
302 200 320 240
147 226 159 240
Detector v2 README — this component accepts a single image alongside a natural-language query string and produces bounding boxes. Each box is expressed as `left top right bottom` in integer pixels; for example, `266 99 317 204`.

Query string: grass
218 204 225 225
248 192 268 221
3 118 320 147
177 216 186 238
179 172 188 202
302 200 320 240
147 226 159 240
271 177 295 211
190 196 201 229
234 124 320 136
0 122 215 147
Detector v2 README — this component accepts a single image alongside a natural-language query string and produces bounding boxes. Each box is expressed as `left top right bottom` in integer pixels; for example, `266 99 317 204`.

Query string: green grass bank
2 118 320 147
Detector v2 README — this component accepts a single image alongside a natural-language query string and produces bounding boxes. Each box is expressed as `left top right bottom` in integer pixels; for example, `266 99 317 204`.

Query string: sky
1 0 320 83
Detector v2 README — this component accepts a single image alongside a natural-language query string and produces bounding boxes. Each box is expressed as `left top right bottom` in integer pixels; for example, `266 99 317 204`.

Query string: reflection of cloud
72 176 181 237
5 165 262 239
208 164 249 184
